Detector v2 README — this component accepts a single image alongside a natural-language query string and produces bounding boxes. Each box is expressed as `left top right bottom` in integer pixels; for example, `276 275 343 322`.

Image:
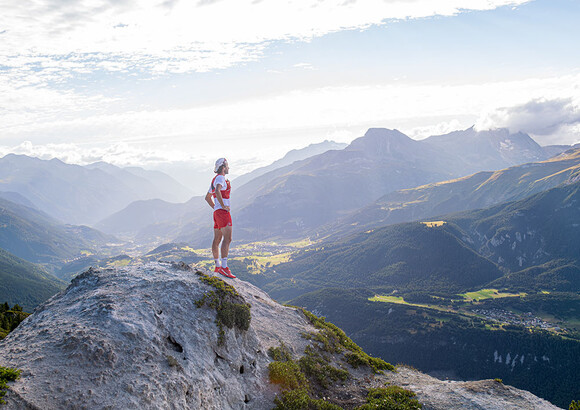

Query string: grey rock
0 262 559 409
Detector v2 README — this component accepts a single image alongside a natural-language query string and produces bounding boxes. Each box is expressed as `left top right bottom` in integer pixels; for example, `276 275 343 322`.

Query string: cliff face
0 262 559 409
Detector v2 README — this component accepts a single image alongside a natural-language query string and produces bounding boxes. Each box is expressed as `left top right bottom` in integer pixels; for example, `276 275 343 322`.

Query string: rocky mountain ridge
232 140 348 188
97 127 571 247
0 262 558 409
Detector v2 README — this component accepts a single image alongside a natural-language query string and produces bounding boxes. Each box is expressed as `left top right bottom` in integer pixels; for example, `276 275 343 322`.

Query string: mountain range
232 139 348 187
0 154 192 225
319 146 580 240
96 127 571 247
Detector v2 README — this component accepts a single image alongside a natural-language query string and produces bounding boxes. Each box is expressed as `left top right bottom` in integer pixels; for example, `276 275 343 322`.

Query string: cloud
406 119 465 140
1 0 532 78
475 98 580 136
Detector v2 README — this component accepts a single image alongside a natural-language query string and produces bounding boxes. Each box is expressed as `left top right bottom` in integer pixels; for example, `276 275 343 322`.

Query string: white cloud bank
476 97 580 140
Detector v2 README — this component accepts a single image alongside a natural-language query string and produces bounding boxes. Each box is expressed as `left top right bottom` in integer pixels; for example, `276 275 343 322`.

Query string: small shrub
268 361 309 391
569 399 580 410
356 386 422 409
314 401 343 410
494 378 503 384
217 301 251 331
345 351 368 368
269 342 293 362
313 329 343 354
273 388 311 409
301 308 394 374
273 388 343 410
367 357 395 374
344 351 394 374
299 346 349 389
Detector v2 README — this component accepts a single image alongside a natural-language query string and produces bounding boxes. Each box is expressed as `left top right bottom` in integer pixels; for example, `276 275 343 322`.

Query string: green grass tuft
273 388 343 410
0 366 21 404
299 345 349 389
194 270 251 345
268 342 293 362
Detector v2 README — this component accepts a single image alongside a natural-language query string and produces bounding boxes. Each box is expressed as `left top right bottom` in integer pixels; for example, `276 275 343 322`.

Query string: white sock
214 259 221 267
221 258 228 268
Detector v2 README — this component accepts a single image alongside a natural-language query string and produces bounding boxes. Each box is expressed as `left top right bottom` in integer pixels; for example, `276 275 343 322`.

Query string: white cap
214 158 227 173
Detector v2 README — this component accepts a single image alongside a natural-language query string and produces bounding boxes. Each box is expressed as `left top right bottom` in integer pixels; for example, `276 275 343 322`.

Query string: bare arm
205 191 215 209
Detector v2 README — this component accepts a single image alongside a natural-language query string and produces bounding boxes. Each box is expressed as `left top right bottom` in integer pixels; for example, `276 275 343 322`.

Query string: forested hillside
0 197 114 267
0 248 65 311
260 222 503 301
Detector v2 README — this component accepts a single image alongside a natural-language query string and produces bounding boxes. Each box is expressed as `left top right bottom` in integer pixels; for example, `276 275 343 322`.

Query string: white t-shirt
208 174 230 210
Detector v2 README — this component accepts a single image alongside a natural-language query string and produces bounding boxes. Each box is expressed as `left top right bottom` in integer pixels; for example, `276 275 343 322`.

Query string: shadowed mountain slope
253 180 580 302
95 127 570 246
0 248 66 311
0 197 114 267
321 147 580 240
450 179 580 277
263 222 504 301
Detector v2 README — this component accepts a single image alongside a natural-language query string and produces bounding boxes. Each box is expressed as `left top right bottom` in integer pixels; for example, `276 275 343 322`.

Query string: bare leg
220 225 232 258
212 229 223 260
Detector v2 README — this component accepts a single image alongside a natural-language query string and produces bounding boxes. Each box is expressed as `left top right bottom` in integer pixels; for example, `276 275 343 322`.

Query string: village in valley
471 308 566 333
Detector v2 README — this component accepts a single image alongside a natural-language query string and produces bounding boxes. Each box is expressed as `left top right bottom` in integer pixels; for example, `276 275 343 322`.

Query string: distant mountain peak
362 127 408 138
233 139 347 188
347 128 416 157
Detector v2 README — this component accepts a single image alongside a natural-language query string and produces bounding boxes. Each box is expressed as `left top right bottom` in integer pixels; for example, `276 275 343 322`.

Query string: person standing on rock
205 158 236 279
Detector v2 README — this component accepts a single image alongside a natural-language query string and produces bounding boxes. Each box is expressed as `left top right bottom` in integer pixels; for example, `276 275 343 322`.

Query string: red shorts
213 209 232 229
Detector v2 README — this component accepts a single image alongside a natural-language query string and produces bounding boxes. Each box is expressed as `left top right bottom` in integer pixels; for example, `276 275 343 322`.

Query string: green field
370 289 526 308
368 295 455 313
459 288 526 301
231 252 293 275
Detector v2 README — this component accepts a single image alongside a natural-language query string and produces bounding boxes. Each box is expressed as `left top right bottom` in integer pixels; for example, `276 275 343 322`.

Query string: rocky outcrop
0 262 559 409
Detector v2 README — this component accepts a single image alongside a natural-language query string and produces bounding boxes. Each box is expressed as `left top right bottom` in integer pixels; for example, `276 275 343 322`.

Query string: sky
1 0 580 184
